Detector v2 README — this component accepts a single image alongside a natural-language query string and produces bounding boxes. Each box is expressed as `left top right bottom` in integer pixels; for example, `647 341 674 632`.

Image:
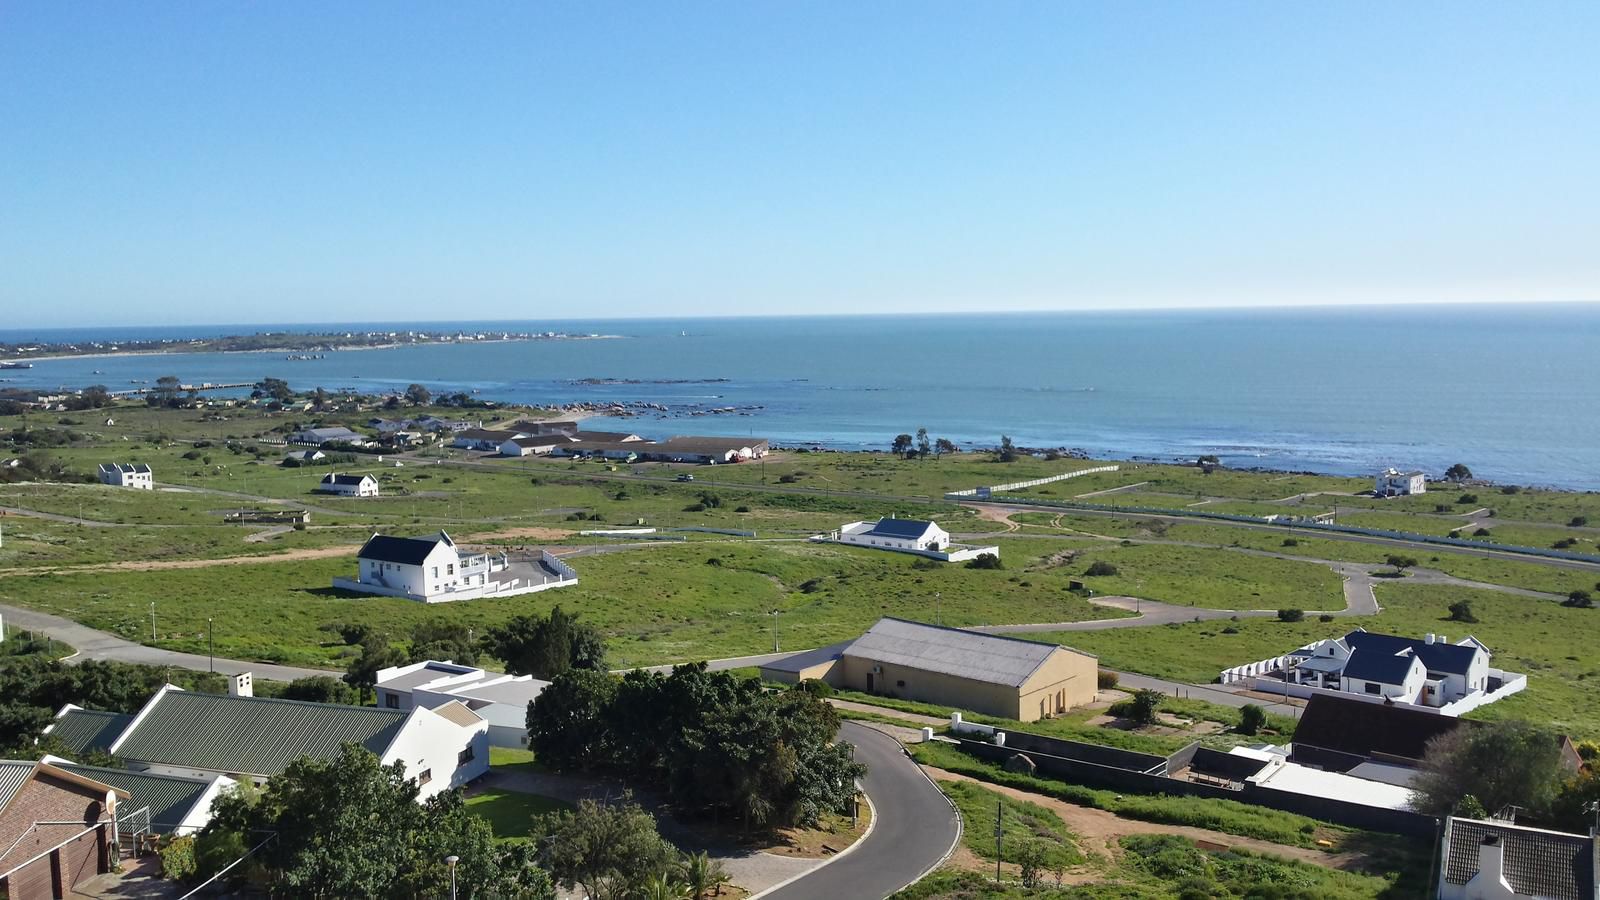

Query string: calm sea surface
3 306 1597 489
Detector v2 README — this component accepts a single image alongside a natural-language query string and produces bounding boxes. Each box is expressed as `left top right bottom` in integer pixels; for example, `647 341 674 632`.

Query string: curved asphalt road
761 722 960 900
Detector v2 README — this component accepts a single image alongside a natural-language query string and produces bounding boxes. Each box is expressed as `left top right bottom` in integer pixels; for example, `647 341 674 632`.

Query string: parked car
676 473 695 482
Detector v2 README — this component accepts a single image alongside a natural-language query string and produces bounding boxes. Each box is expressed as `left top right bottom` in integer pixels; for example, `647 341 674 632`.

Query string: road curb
745 770 880 900
887 740 963 897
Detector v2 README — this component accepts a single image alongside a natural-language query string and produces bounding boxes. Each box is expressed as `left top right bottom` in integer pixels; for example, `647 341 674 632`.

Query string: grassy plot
0 540 1123 669
1061 542 1345 610
0 518 363 567
940 780 1082 870
1046 583 1600 739
466 788 571 841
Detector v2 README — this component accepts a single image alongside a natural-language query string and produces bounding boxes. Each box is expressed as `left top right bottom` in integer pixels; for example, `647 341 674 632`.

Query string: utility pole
935 592 942 626
771 610 781 653
208 618 214 673
150 601 156 642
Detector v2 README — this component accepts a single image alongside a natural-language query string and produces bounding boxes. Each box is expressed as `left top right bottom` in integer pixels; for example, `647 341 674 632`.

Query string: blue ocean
3 305 1597 489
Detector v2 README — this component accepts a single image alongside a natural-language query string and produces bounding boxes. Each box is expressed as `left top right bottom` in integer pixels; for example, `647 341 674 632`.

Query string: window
417 769 432 786
458 745 475 765
447 563 454 575
896 680 906 688
385 693 400 709
432 566 439 578
1364 683 1380 695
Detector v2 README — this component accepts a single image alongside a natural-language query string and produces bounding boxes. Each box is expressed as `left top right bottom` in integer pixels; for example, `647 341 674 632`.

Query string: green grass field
1061 542 1345 610
940 779 1082 870
466 787 572 841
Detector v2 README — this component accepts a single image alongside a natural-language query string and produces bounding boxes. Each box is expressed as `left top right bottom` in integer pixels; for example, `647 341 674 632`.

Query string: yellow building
758 617 1098 723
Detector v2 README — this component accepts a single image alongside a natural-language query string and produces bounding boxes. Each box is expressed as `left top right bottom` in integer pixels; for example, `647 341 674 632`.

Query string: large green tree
1410 720 1566 817
527 669 618 771
483 606 606 679
532 796 674 900
343 638 410 703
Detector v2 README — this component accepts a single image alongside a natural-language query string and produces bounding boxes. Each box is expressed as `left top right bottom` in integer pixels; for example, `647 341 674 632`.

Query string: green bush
965 553 1003 570
1085 560 1119 577
1096 670 1119 690
160 835 197 882
1276 608 1305 623
1238 704 1266 735
792 678 833 698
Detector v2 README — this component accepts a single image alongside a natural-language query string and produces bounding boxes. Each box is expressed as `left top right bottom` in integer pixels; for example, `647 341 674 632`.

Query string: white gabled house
334 531 577 603
1221 629 1524 715
499 436 567 457
316 472 380 496
99 677 488 801
98 462 153 489
1375 468 1427 497
375 660 551 747
821 516 1001 563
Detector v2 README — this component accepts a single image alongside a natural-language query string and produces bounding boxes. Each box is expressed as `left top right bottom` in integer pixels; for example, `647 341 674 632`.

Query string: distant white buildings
1220 629 1525 715
290 426 370 447
821 516 1000 563
1375 467 1427 497
333 531 577 603
375 660 550 747
98 462 153 490
316 472 380 496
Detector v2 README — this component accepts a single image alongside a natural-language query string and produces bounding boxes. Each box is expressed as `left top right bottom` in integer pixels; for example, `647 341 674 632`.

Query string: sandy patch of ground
465 525 576 542
923 766 1372 872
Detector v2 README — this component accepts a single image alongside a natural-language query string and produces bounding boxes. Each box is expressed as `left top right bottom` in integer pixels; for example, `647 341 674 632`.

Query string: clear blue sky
2 2 1596 327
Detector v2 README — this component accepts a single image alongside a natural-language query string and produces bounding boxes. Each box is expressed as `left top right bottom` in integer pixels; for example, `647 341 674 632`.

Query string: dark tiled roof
1340 646 1423 685
48 709 134 756
1444 818 1595 900
56 764 211 834
1345 630 1480 676
113 691 409 777
358 532 448 565
864 518 938 539
457 428 522 441
321 473 373 486
566 430 640 442
1291 694 1465 762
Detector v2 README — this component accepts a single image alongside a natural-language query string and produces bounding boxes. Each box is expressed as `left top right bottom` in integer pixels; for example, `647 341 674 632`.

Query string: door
866 673 875 694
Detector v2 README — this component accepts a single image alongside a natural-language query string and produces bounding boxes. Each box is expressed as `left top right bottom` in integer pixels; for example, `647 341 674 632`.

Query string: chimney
228 672 254 698
1478 835 1509 890
1425 633 1436 645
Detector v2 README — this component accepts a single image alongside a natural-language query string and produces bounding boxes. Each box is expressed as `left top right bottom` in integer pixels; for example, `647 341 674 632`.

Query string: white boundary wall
948 464 1120 498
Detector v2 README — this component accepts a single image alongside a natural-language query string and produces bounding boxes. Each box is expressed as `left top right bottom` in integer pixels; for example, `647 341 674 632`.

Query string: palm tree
635 871 691 900
676 851 731 899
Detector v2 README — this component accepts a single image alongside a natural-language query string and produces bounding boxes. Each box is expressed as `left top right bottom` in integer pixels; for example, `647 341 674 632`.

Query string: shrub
965 553 1003 570
1221 626 1239 635
1097 670 1119 690
798 578 824 593
1280 538 1298 547
1116 689 1163 725
1555 538 1578 549
1448 600 1479 622
734 505 751 513
1458 493 1478 504
1563 591 1594 609
1500 485 1521 495
1319 613 1335 623
1238 704 1266 736
778 473 800 484
1572 516 1589 527
705 557 723 567
793 679 833 697
1276 609 1304 623
1085 560 1119 577
160 835 197 882
1473 527 1491 537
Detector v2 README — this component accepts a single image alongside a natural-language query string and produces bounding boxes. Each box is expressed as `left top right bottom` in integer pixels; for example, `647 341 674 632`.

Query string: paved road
0 602 337 681
759 722 960 900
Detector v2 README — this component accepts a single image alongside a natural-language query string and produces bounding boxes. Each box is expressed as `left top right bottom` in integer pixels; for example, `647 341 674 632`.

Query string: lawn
466 787 572 841
1045 583 1600 738
940 780 1081 870
1062 542 1345 611
0 539 1125 669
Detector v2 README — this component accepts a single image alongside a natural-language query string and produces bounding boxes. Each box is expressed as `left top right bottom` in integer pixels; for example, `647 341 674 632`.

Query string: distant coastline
1 330 625 363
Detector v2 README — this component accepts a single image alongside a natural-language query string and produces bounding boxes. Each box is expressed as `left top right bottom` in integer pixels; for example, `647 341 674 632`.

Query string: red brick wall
0 772 110 899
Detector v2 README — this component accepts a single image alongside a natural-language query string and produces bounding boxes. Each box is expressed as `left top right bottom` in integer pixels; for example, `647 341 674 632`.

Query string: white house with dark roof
99 682 487 801
499 435 569 457
1438 815 1598 900
1220 629 1526 715
453 428 527 451
759 617 1098 722
334 531 577 602
375 660 550 747
97 462 153 489
290 425 370 447
316 472 380 496
1376 467 1427 497
823 516 1000 563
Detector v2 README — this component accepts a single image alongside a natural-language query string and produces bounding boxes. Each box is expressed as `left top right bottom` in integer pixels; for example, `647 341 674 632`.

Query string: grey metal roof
842 617 1075 688
47 709 134 756
377 662 485 693
862 518 938 539
760 642 851 674
0 761 32 814
1444 818 1594 899
113 691 409 777
448 677 549 705
56 764 211 834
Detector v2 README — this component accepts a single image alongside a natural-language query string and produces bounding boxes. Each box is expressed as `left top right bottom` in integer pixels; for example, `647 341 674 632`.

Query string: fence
951 494 1600 565
945 465 1122 498
670 527 757 537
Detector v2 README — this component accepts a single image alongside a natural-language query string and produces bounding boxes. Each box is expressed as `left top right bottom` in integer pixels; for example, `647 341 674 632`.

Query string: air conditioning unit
871 665 882 674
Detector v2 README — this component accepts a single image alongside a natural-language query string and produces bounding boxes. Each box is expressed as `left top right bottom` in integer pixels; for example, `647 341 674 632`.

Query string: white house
652 436 768 464
1375 468 1427 497
100 677 488 801
316 472 380 496
283 449 326 464
499 435 568 457
837 517 951 552
334 531 578 603
1437 816 1597 900
98 462 153 489
375 660 550 747
1221 629 1525 715
41 756 235 836
453 428 527 451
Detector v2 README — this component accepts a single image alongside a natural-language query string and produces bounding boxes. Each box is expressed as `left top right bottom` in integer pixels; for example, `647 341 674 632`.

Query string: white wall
379 706 489 800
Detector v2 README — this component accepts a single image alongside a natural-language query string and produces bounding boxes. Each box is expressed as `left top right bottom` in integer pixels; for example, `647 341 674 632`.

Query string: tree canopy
483 606 606 679
528 664 863 830
1410 720 1565 817
532 796 673 900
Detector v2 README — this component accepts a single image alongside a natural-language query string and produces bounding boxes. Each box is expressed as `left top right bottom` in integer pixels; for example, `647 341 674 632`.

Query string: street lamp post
208 618 214 673
770 609 781 653
445 855 459 900
150 602 156 642
935 592 942 626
